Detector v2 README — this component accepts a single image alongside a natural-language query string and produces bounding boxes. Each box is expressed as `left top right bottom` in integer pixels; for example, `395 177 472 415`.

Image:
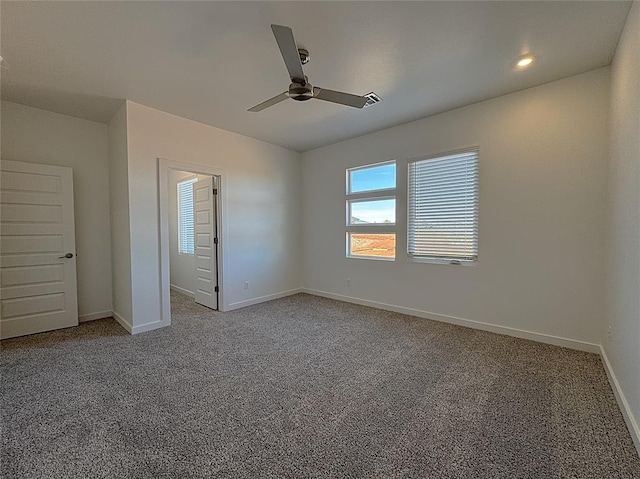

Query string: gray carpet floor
1 292 639 478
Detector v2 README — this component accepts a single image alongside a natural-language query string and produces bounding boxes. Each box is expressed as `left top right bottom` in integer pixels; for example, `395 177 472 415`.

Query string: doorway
169 170 219 310
158 158 225 326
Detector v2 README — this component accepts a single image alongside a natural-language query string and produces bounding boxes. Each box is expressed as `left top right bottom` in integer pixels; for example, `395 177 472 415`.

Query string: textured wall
2 101 113 320
605 1 640 451
302 68 610 347
125 102 302 328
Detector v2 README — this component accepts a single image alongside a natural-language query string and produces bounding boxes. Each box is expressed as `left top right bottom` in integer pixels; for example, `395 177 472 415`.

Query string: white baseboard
112 311 133 334
170 284 194 298
226 288 303 311
112 311 166 335
600 346 640 455
78 310 112 323
301 289 600 354
132 320 168 335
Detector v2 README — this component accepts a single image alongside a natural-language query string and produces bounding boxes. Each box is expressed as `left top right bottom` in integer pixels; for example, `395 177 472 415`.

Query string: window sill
408 256 477 266
347 255 396 262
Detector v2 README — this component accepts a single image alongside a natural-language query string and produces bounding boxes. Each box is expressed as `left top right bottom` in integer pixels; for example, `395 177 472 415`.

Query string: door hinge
212 188 218 195
214 237 218 244
214 286 219 293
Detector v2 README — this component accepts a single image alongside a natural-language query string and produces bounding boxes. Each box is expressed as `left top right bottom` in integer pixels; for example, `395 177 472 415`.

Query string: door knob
58 253 74 259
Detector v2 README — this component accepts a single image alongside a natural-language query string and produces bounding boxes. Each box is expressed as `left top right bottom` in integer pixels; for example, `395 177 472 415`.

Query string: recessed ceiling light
516 55 535 68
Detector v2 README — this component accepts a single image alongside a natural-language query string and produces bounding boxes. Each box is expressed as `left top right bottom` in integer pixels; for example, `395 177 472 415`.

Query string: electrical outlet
347 278 351 287
244 281 250 290
607 325 612 339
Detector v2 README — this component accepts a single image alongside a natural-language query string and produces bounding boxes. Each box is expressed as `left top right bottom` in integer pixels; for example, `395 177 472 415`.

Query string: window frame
346 160 397 196
345 160 397 261
177 177 198 256
346 232 397 261
407 147 479 266
346 196 396 227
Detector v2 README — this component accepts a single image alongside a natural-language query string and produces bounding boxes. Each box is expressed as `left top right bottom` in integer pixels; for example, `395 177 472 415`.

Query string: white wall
107 102 133 327
302 68 610 348
125 101 302 329
168 169 197 296
605 1 640 451
1 101 113 321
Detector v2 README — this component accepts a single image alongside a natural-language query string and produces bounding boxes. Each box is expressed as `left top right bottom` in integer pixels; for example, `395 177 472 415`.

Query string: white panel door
0 160 78 339
193 176 218 310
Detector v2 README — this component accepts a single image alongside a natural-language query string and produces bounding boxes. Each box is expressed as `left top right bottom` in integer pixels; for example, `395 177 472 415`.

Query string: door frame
158 158 226 327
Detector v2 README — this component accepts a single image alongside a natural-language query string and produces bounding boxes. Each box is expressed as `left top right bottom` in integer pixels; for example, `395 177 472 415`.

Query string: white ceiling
1 1 631 152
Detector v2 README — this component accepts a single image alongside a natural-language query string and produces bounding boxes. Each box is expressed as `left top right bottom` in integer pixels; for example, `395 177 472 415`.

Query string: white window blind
177 178 197 255
408 149 478 262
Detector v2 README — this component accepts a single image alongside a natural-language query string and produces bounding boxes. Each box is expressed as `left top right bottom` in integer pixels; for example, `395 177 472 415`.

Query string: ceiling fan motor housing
288 81 314 101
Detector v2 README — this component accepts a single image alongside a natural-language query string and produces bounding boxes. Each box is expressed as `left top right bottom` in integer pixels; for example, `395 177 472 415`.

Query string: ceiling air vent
363 92 382 108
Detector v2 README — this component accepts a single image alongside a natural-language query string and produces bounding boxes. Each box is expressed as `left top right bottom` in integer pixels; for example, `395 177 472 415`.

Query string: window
177 177 197 254
408 148 478 263
346 161 396 259
348 161 396 194
348 198 396 225
348 233 396 259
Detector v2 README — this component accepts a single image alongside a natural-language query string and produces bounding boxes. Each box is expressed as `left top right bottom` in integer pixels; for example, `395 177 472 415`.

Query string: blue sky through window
350 199 395 224
348 162 396 224
349 163 395 193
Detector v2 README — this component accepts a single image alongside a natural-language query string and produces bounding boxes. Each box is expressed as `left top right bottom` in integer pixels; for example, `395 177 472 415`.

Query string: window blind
177 178 197 255
408 149 478 262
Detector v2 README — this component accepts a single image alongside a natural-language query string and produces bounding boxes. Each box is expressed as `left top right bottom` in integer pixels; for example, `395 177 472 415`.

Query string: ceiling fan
248 24 369 112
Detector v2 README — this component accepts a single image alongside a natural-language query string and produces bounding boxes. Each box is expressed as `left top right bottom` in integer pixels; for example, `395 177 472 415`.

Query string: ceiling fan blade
247 92 289 112
271 24 305 83
313 87 368 109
